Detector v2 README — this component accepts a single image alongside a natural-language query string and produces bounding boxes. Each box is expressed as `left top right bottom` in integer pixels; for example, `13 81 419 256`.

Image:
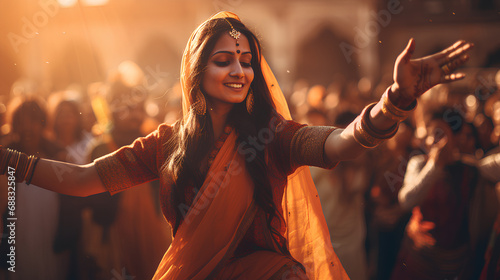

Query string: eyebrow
211 50 252 57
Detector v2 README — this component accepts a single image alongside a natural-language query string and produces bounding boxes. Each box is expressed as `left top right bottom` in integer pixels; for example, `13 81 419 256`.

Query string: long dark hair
163 17 288 252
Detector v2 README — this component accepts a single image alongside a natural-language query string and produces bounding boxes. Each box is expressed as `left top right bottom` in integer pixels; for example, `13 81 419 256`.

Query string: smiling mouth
224 83 243 89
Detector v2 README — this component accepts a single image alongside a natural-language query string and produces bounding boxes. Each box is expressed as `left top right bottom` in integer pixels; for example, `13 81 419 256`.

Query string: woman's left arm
325 39 473 162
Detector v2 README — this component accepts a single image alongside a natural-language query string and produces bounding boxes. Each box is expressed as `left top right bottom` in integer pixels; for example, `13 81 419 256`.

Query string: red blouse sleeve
271 117 337 175
94 124 173 195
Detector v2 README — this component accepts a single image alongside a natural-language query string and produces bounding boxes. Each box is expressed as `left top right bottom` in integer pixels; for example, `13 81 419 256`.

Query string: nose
229 62 244 79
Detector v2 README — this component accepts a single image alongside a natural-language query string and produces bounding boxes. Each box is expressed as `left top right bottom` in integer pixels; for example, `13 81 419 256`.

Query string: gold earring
193 91 206 115
246 88 254 114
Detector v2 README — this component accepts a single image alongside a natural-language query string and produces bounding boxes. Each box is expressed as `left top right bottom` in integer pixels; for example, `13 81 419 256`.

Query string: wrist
379 87 417 123
389 84 415 109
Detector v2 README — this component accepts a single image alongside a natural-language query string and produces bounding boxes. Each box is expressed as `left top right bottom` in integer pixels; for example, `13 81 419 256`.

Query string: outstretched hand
390 39 473 107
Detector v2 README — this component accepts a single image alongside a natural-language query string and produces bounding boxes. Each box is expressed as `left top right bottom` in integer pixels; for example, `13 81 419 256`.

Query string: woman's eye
214 61 230 67
241 62 252 68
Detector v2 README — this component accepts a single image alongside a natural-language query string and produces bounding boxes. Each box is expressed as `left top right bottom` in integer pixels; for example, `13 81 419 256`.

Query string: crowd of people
1 66 499 280
289 71 500 279
0 64 172 280
0 11 499 280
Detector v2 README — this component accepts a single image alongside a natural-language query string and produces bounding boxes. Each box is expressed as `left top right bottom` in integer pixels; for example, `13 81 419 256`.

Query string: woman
0 12 472 279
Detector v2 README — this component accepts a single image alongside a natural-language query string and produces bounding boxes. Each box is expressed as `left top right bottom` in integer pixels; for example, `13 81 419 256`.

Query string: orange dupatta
153 131 292 279
154 11 349 279
256 16 349 279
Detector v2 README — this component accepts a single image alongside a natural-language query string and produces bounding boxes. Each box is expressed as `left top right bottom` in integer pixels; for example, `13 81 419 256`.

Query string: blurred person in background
47 93 94 166
479 128 500 280
457 121 481 156
474 113 497 155
393 108 499 280
311 110 371 280
81 61 171 280
47 93 95 280
368 120 415 280
0 96 68 280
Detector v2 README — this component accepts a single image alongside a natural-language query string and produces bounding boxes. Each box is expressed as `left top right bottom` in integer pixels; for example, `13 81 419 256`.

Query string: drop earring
246 88 254 114
193 91 206 115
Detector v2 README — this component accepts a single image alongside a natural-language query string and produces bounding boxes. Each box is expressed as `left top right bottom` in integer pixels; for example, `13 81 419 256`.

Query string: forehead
211 33 252 54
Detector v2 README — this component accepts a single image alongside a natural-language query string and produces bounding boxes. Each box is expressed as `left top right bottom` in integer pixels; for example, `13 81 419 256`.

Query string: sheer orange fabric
154 11 349 279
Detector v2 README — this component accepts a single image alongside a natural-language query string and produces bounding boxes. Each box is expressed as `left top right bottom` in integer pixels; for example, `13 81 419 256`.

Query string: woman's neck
207 102 233 140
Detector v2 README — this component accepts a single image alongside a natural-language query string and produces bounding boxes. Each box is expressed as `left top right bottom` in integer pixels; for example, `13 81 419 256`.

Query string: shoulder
157 123 175 140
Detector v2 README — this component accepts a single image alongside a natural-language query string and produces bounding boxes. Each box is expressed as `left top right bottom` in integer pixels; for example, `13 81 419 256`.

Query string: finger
440 49 470 76
443 43 473 68
435 40 467 65
435 135 448 149
442 72 466 83
401 38 416 63
447 42 473 60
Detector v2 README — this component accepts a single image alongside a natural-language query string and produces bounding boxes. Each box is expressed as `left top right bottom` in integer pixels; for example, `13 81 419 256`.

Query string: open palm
392 39 473 104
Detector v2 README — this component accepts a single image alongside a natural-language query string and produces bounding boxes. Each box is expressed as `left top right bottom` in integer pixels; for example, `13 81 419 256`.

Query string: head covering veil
160 11 349 279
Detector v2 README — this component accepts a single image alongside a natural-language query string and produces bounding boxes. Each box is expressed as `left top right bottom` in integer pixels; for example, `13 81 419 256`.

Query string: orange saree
152 131 295 279
170 11 348 279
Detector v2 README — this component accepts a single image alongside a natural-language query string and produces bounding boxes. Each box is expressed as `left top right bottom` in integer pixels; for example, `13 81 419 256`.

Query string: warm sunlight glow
57 0 77 8
57 0 109 7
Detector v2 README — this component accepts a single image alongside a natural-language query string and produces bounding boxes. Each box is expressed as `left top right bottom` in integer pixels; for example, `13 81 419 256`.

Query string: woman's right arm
27 159 106 197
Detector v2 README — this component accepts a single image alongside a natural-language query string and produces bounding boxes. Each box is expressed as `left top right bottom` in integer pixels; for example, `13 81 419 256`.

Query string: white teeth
225 83 243 88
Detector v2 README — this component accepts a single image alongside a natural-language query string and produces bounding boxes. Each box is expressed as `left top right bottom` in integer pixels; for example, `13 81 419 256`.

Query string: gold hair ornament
224 18 241 40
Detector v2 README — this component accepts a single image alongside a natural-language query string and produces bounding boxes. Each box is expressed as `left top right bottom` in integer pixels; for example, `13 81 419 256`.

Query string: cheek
247 69 255 84
202 67 224 89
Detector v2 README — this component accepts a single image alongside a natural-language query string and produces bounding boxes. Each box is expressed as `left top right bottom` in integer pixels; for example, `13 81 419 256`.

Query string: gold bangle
353 103 399 148
10 150 21 171
354 119 382 148
381 90 417 122
361 103 399 139
19 155 33 183
26 157 40 185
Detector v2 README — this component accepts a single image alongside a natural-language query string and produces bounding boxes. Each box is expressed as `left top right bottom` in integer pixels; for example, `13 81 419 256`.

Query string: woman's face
201 33 254 108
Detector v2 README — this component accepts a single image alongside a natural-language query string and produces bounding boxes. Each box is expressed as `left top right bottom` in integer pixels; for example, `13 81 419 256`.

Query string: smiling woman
0 10 474 280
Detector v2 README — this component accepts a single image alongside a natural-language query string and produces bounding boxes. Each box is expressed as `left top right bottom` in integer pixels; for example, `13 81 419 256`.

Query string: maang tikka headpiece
224 18 241 52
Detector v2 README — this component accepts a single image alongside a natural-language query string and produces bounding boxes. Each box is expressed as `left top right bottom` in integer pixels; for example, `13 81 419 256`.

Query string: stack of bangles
353 90 417 148
0 146 40 184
